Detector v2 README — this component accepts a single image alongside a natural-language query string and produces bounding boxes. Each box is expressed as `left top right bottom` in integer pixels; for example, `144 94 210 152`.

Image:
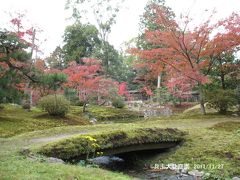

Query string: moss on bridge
37 128 185 161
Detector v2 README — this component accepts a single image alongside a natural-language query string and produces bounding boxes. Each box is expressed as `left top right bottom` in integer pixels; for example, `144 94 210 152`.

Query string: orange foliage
131 6 240 85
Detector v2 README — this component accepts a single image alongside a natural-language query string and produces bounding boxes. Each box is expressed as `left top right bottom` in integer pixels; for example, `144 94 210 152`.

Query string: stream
88 149 195 180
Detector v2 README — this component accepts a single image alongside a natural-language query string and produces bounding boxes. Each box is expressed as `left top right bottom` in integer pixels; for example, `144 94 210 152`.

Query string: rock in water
91 156 124 165
188 170 204 178
91 156 111 165
90 118 97 124
232 177 240 180
46 157 65 164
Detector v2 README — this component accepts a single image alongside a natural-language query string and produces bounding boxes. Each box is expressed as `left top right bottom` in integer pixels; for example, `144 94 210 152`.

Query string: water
89 150 195 180
90 156 125 170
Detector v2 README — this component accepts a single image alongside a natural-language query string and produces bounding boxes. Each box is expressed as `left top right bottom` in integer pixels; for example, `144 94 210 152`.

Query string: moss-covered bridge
37 128 185 161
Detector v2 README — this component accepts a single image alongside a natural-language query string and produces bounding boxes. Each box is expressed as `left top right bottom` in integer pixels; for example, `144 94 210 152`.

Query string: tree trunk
103 41 109 76
157 73 162 105
199 84 206 115
157 74 161 88
30 90 33 106
220 74 225 89
25 29 36 109
237 83 240 112
83 102 87 113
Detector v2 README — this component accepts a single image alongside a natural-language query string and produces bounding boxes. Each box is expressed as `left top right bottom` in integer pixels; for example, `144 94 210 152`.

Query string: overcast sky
0 0 239 57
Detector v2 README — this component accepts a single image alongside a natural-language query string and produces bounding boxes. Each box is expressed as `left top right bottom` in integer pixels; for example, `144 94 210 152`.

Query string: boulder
46 157 65 164
188 170 204 177
90 118 97 124
232 177 240 180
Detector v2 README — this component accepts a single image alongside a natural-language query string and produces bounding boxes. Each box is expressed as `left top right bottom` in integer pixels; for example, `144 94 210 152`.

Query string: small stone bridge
101 141 179 156
37 128 185 161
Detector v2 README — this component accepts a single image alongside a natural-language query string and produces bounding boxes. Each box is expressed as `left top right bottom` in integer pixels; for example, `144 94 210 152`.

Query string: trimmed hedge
38 95 70 117
112 97 125 108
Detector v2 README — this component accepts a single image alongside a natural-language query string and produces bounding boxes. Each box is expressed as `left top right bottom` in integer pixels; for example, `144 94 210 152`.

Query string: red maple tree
131 5 240 114
118 82 132 100
64 58 119 112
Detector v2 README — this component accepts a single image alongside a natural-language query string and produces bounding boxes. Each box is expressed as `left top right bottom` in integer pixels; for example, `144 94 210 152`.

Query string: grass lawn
0 104 240 179
0 104 140 138
87 105 141 121
0 104 89 138
0 104 136 180
144 121 240 179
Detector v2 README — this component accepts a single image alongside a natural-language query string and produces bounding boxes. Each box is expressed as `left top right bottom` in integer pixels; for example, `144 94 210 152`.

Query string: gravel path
28 117 240 144
29 131 89 143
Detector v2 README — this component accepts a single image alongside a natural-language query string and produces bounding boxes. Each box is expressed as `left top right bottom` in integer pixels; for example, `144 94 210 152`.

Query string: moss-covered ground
0 104 240 179
0 104 87 138
0 104 140 138
0 104 138 180
87 105 141 121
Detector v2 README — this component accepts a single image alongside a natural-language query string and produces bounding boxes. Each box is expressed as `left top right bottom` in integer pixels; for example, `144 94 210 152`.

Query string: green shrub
74 100 85 106
21 100 30 110
69 96 84 106
64 88 81 106
205 89 237 114
0 104 4 110
38 94 70 117
112 96 125 108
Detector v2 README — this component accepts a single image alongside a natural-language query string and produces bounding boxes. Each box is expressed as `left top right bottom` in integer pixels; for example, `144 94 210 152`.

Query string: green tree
65 0 124 75
137 0 175 50
206 52 240 90
65 0 124 42
0 31 34 104
36 73 67 96
92 42 122 79
120 54 139 90
205 89 237 114
62 23 100 65
0 70 23 104
45 46 64 69
205 52 240 112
